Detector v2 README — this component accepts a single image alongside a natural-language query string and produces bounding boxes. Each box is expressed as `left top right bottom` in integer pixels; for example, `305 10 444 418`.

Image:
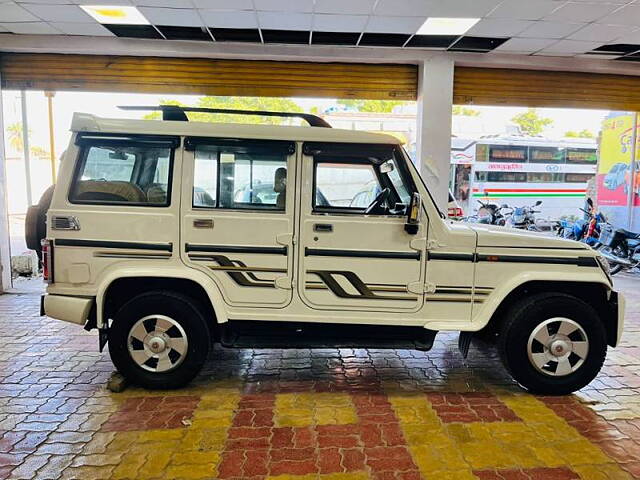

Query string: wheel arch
96 267 228 329
480 279 617 347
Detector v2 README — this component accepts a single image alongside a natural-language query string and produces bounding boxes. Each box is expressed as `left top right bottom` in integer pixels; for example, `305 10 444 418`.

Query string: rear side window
70 141 174 206
191 140 291 211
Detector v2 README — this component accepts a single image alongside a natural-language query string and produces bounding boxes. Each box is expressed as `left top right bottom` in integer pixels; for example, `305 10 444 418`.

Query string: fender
470 269 612 330
95 262 229 328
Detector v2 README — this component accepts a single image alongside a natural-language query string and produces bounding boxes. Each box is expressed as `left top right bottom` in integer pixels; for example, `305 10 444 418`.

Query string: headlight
596 255 613 285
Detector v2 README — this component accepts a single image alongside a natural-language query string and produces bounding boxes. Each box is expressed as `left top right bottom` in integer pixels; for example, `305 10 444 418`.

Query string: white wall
0 78 14 291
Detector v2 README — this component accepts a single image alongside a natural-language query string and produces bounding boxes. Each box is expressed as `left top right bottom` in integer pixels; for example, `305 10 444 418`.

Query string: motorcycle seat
616 228 640 239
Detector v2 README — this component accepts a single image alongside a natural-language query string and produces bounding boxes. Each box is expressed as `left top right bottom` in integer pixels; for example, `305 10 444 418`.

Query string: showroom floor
0 277 639 480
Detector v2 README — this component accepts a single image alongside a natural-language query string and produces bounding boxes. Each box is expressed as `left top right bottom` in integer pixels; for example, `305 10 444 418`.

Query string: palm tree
7 122 26 152
6 122 49 157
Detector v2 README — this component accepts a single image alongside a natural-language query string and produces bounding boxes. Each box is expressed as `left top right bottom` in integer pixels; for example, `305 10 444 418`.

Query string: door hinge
426 239 440 250
274 277 293 290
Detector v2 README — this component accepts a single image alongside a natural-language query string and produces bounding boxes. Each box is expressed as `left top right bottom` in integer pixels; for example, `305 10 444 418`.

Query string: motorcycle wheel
597 245 624 276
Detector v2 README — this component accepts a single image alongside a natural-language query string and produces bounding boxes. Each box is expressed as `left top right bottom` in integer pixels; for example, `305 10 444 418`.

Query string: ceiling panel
599 4 640 27
192 0 253 9
494 37 557 52
374 0 435 17
314 0 375 15
365 15 426 34
254 0 313 12
569 23 627 42
0 21 61 33
199 10 257 28
428 0 504 18
543 2 620 23
258 11 311 30
488 0 566 21
130 0 193 7
312 14 368 33
50 21 114 35
538 39 601 54
138 7 202 27
0 3 40 22
519 20 584 39
467 18 534 37
20 3 93 22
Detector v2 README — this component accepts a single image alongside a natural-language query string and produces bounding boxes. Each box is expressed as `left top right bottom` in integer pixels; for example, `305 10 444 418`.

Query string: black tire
108 291 211 389
498 292 607 395
25 185 55 263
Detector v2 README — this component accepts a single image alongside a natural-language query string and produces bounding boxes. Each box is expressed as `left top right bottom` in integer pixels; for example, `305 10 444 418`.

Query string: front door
181 137 296 308
297 142 426 314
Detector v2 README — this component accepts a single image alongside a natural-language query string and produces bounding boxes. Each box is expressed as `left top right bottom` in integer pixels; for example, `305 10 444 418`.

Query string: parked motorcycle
596 225 640 275
473 199 509 226
505 200 542 231
556 199 606 246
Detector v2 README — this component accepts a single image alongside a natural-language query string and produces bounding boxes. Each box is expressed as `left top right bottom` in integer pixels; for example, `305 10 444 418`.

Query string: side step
220 321 438 351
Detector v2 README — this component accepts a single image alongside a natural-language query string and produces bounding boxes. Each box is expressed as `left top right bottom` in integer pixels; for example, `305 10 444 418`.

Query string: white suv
29 106 624 394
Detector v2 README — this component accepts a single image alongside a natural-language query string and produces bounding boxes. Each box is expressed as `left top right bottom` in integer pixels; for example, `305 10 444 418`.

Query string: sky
1 90 612 159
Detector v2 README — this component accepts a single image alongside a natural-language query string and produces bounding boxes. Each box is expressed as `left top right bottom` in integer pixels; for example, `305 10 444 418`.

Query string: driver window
314 161 381 211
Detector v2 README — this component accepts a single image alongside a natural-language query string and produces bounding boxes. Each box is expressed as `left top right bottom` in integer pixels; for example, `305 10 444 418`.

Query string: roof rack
118 105 332 128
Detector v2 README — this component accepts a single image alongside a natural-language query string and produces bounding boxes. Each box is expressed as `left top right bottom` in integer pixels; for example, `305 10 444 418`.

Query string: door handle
314 223 333 232
193 219 214 229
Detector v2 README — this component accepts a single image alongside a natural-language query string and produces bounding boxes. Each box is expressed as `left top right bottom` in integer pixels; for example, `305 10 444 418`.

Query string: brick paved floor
1 275 640 479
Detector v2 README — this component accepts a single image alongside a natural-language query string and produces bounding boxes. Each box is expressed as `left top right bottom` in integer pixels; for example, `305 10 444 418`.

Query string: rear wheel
108 291 210 389
498 293 606 395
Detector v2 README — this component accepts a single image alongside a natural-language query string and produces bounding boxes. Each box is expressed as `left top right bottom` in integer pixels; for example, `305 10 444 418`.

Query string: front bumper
608 290 625 347
41 294 94 326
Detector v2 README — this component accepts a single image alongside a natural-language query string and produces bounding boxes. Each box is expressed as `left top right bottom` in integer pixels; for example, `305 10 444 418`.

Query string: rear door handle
314 223 333 232
193 219 214 229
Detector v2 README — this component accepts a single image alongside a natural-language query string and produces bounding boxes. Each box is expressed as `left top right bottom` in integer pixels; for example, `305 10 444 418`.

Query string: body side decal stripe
55 239 172 252
305 248 420 260
186 244 287 255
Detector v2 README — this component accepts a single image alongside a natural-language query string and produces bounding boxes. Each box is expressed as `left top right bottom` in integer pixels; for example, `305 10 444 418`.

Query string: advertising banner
597 112 640 207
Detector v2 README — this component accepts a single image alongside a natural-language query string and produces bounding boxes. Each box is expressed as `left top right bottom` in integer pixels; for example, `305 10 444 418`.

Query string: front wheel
498 293 606 395
108 291 211 389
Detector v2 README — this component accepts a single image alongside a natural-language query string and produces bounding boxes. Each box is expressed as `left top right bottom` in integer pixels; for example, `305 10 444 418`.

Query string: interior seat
274 167 286 209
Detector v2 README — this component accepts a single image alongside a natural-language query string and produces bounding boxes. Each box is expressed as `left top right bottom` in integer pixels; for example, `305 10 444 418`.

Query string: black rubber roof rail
118 105 332 128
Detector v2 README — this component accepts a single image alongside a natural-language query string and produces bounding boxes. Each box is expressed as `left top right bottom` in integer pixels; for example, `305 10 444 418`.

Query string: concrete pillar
416 56 454 212
0 76 13 291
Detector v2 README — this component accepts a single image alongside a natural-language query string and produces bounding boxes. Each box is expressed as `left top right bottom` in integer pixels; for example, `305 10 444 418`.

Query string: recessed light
80 5 149 25
417 17 480 36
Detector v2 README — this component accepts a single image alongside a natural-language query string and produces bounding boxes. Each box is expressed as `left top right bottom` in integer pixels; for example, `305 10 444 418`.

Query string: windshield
399 146 445 219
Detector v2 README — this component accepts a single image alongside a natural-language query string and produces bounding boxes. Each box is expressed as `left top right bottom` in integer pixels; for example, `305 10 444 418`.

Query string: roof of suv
71 113 402 145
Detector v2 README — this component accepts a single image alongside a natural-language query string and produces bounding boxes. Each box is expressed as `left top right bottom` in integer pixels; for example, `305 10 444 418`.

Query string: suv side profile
31 107 624 394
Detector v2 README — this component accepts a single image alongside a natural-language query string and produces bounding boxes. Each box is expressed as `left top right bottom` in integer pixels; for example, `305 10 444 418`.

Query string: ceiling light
80 5 149 25
417 17 480 36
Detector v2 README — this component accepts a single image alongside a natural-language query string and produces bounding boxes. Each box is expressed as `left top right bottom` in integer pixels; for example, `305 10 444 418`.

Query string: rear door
181 137 296 308
297 142 426 313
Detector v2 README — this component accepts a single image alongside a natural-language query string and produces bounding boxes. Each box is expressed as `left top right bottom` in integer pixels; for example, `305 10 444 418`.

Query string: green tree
336 99 408 113
565 129 595 138
143 97 303 124
510 108 553 136
452 105 481 116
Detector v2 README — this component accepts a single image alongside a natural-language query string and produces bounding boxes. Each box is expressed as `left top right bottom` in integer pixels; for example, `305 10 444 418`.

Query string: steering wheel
364 188 391 215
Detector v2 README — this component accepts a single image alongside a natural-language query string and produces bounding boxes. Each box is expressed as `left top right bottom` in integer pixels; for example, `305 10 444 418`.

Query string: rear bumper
41 294 94 326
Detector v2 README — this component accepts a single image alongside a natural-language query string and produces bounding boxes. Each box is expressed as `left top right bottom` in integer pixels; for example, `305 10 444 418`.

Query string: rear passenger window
70 142 173 206
192 141 290 211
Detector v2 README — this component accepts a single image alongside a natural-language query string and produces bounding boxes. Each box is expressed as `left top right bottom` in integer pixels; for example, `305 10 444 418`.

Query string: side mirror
405 192 421 234
535 200 543 206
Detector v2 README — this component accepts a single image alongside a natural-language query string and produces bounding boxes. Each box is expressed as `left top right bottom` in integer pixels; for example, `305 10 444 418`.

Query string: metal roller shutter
454 67 640 111
0 53 418 100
